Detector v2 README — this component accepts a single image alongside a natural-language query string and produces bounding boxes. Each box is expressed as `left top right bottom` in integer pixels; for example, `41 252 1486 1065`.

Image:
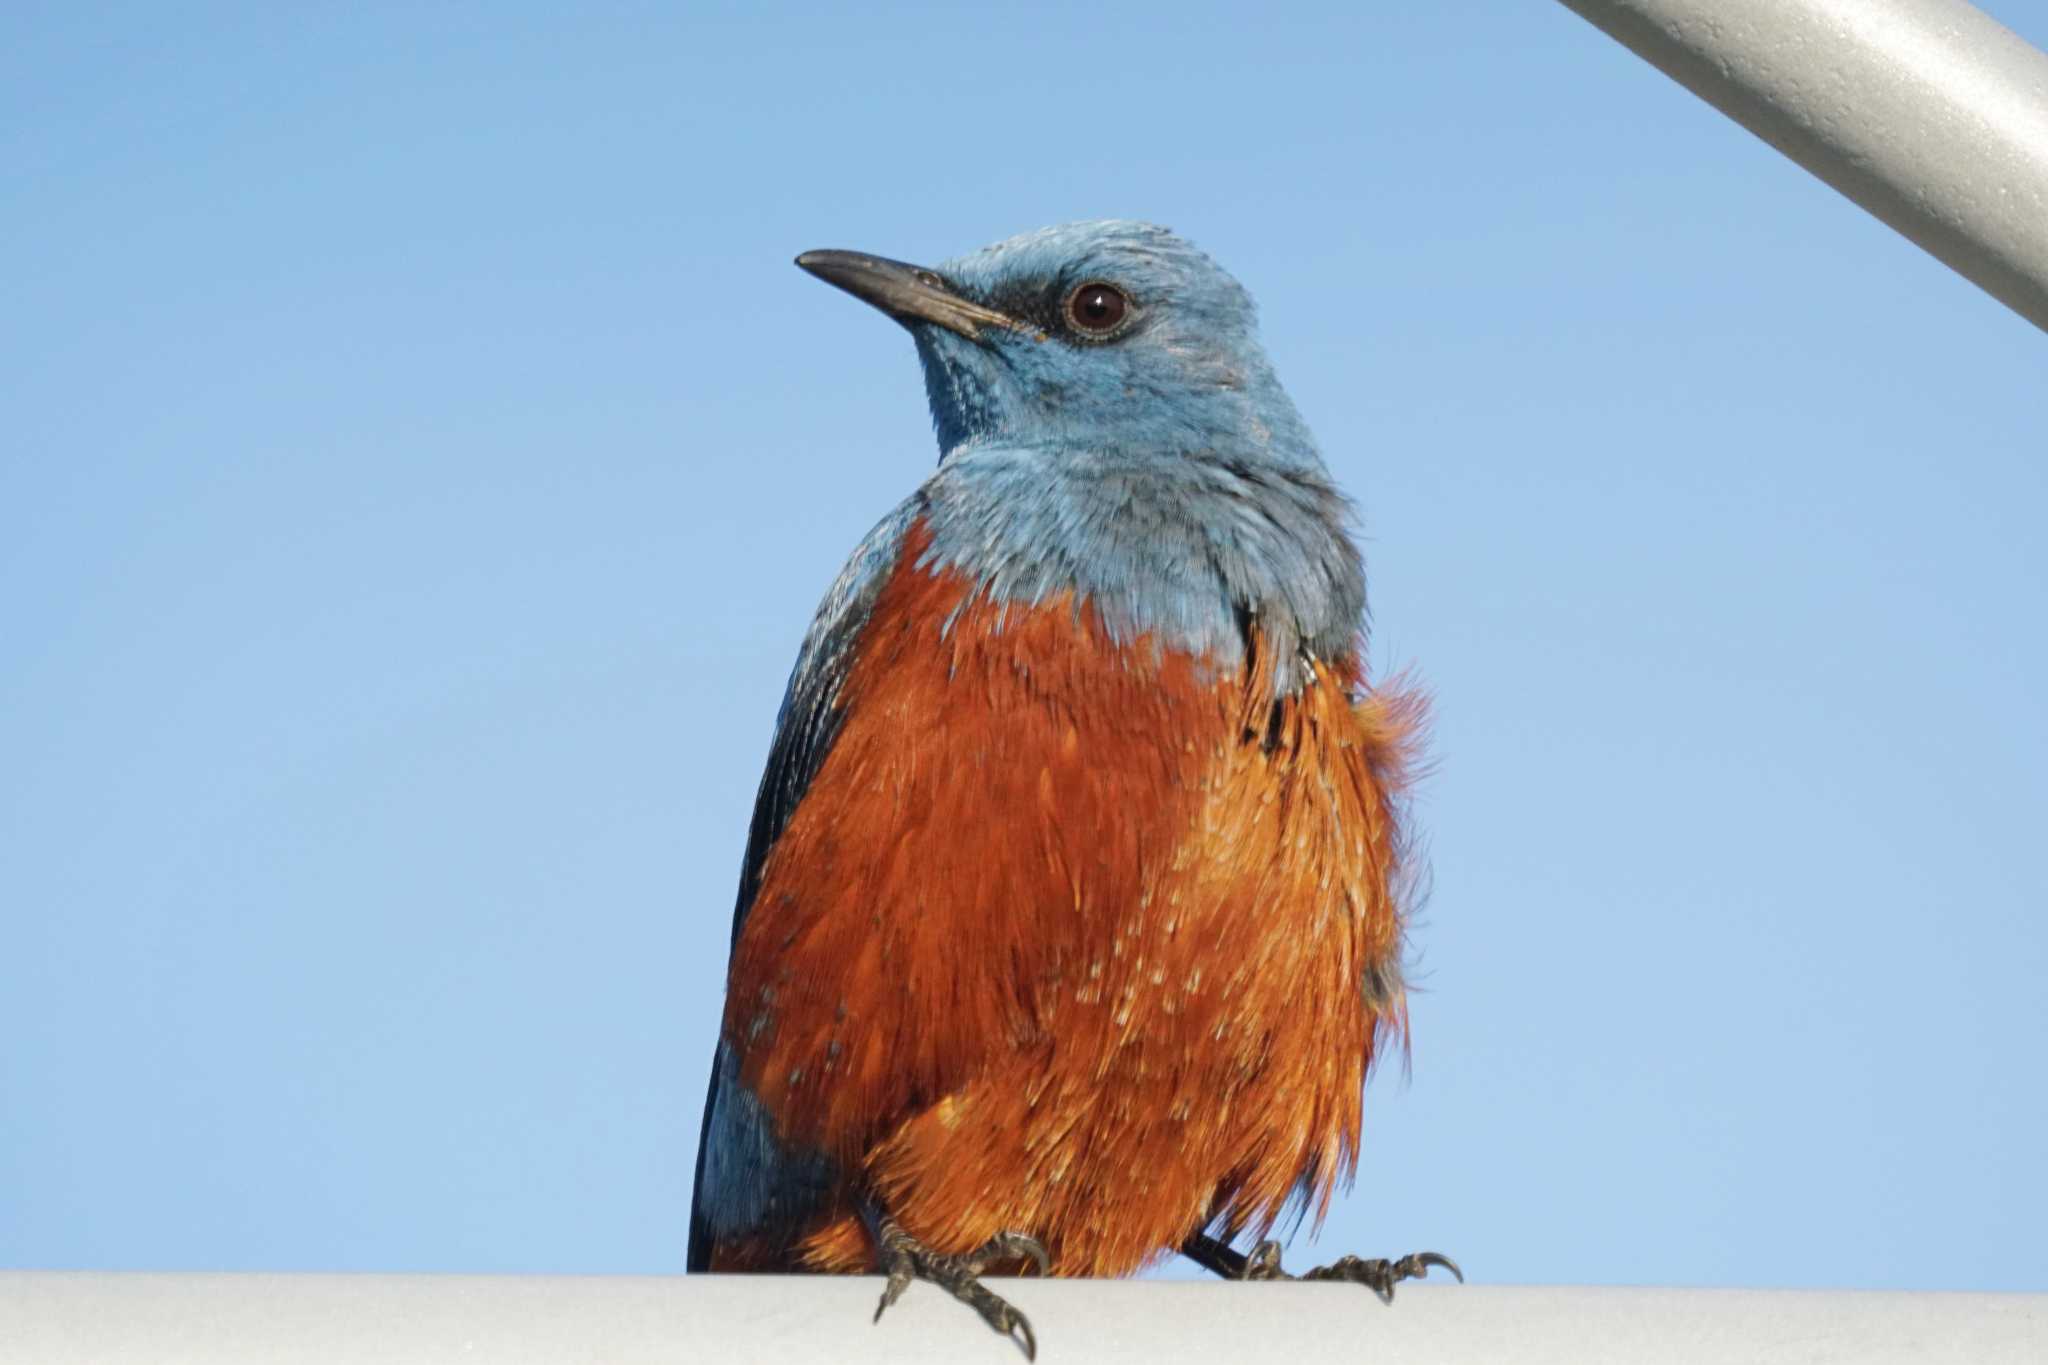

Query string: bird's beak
795 250 1024 342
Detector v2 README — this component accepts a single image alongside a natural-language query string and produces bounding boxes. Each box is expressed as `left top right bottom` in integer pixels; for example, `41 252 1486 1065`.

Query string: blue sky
4 1 2044 1292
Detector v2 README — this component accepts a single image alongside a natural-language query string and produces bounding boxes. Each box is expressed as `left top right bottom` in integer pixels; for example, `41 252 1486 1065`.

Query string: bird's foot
1240 1238 1462 1301
872 1215 1049 1360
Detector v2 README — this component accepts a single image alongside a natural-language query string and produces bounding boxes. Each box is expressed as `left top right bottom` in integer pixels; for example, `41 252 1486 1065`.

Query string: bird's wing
688 493 923 1271
725 493 925 945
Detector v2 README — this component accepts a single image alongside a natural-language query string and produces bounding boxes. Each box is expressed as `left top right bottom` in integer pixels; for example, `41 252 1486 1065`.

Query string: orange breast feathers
722 520 1424 1277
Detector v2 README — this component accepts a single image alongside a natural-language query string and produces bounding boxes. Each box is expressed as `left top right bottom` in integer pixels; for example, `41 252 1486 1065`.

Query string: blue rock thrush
688 221 1457 1357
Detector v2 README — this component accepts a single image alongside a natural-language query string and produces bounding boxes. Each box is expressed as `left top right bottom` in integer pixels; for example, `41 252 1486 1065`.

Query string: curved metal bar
1556 0 2048 333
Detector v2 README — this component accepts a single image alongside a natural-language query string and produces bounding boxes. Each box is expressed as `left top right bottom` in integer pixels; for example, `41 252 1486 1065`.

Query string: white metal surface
1 1273 2042 1364
1554 0 2048 332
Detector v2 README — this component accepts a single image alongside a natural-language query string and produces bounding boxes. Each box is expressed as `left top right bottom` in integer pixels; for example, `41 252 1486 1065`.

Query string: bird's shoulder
726 493 926 947
919 441 1366 688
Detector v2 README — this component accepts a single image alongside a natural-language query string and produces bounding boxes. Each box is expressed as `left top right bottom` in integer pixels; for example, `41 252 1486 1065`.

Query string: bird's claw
873 1218 1047 1360
1240 1238 1289 1280
1240 1239 1463 1301
1299 1248 1465 1302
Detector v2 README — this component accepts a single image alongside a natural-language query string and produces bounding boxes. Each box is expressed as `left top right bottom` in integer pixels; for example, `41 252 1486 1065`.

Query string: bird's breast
725 514 1416 1212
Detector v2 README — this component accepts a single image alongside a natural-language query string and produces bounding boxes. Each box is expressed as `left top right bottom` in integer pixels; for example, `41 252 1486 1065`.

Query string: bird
687 221 1455 1357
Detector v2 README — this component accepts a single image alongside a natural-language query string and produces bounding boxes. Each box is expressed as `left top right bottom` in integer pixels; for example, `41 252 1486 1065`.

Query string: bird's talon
870 1215 1041 1360
1242 1242 1463 1301
970 1230 1051 1279
1410 1250 1464 1283
872 1253 913 1322
1241 1238 1288 1281
963 1284 1038 1362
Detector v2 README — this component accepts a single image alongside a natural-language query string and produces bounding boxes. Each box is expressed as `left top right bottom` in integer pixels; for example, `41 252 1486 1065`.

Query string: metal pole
1553 0 2048 334
3 1273 2045 1364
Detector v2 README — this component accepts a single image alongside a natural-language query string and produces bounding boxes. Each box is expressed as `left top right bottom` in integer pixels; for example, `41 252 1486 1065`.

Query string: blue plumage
914 222 1364 690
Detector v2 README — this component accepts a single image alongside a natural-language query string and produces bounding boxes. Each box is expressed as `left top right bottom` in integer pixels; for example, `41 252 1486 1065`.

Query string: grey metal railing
1555 0 2048 333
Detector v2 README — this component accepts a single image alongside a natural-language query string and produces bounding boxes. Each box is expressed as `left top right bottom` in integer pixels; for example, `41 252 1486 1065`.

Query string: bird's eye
1064 281 1132 338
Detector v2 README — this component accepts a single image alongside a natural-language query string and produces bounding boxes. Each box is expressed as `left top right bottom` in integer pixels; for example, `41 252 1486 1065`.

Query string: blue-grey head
794 222 1364 683
795 221 1325 473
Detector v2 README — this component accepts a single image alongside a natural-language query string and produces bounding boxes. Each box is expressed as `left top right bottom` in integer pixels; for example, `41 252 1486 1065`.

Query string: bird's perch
1553 0 2048 333
2 1272 2042 1363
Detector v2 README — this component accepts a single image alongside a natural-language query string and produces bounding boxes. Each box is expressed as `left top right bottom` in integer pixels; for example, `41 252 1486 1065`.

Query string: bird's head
797 221 1322 471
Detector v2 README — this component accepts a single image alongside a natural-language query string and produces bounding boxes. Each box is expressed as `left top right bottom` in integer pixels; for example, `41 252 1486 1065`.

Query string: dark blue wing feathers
687 497 922 1270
